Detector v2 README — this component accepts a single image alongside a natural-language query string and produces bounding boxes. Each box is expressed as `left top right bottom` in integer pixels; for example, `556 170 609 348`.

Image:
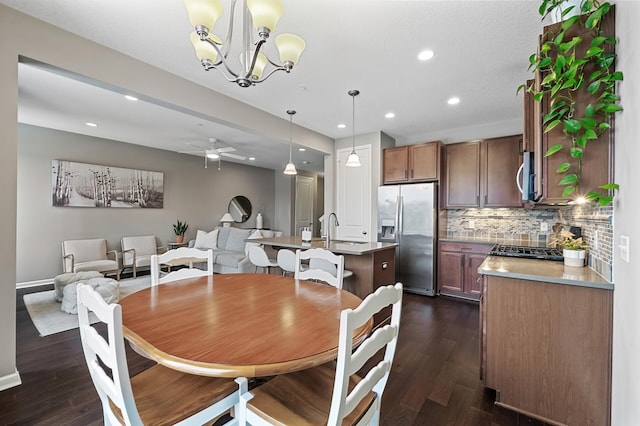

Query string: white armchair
121 235 167 278
62 238 120 280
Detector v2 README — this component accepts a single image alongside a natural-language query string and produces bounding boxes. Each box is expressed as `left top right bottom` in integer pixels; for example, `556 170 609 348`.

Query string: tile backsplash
440 208 560 243
441 204 613 282
558 203 613 281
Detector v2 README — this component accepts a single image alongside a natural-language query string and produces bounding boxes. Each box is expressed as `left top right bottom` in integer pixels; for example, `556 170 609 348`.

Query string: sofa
188 227 282 274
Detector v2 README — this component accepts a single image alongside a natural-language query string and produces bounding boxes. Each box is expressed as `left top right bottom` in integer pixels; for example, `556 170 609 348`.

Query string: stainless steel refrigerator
377 183 436 296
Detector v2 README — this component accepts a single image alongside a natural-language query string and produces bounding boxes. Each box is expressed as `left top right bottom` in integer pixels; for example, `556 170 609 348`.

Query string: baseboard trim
16 278 54 289
0 369 21 391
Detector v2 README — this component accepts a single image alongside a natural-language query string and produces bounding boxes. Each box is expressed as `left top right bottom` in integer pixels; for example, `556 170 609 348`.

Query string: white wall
17 124 275 283
611 1 640 423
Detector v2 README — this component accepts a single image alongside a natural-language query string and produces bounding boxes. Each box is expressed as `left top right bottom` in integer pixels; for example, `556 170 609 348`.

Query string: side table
167 242 188 250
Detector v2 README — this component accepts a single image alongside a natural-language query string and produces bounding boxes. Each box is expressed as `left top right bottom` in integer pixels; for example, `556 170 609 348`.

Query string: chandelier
184 0 306 88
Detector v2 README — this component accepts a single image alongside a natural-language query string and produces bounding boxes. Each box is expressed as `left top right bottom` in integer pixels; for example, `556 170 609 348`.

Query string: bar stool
248 246 278 274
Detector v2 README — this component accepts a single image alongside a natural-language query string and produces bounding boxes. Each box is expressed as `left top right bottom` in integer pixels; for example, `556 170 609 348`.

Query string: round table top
120 273 370 378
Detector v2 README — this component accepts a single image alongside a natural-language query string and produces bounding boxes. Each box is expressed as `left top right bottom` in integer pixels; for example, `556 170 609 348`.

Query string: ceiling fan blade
221 152 246 160
216 146 236 153
178 150 204 154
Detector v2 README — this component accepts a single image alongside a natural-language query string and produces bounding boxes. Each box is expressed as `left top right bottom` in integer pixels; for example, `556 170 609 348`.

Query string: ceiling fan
180 138 246 169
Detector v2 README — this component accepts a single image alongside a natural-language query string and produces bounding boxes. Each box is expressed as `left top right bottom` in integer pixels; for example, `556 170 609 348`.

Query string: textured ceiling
3 0 545 173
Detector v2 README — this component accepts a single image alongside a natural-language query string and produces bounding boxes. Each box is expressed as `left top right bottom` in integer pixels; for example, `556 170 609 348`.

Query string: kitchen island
253 236 397 299
479 256 613 425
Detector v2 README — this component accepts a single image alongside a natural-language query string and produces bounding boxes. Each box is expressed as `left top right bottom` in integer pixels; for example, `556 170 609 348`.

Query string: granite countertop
251 236 397 255
479 256 613 290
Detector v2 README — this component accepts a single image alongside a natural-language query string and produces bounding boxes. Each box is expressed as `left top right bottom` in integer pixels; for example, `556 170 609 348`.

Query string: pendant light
345 89 361 167
283 109 297 175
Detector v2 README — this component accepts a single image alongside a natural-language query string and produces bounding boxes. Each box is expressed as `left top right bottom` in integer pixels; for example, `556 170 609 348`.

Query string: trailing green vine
519 0 622 206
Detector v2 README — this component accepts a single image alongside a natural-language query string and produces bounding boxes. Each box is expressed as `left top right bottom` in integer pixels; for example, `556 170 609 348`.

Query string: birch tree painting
51 160 164 208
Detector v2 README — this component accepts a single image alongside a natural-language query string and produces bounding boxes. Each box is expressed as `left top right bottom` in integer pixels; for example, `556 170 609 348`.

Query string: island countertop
252 236 397 255
479 255 613 290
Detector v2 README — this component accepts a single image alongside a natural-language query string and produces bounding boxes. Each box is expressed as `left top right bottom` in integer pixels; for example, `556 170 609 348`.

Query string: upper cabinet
526 12 614 204
442 135 523 209
382 141 441 184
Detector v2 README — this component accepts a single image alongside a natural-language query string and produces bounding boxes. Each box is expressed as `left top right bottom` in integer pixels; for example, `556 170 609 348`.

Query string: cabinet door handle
461 247 472 251
410 169 414 179
381 261 388 270
362 231 368 235
476 195 480 206
484 194 488 205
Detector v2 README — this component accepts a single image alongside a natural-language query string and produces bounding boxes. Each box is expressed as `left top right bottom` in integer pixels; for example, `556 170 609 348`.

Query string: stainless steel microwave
517 151 538 202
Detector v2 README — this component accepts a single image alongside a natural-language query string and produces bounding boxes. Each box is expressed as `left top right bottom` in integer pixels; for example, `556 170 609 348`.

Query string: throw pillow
244 229 263 256
194 229 219 250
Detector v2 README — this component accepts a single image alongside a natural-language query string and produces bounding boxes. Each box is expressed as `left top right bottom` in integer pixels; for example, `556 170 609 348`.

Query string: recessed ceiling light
124 95 138 101
337 123 346 129
249 157 256 161
385 112 395 119
418 50 435 61
298 147 306 152
447 97 461 105
302 161 310 164
85 122 98 127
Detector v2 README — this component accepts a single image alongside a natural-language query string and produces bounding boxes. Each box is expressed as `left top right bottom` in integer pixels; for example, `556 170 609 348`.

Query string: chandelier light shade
283 109 298 175
184 0 306 88
345 89 362 168
247 0 283 31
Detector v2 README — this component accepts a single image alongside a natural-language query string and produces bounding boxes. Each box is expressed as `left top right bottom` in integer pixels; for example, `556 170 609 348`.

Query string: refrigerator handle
397 195 403 242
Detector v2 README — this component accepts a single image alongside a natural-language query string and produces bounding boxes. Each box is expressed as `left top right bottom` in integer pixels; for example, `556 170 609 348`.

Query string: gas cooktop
489 244 564 261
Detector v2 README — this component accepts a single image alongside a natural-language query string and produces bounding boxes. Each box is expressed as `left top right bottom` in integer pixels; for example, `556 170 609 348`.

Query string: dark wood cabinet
442 142 480 207
438 241 492 300
481 275 612 425
526 13 614 204
382 141 440 184
442 135 522 208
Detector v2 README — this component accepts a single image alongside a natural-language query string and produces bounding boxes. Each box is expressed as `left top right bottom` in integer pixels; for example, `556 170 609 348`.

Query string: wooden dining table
119 273 371 378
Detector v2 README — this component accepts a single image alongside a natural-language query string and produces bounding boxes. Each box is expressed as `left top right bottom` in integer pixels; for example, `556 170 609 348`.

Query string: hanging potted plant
550 229 588 267
173 219 188 244
519 0 622 205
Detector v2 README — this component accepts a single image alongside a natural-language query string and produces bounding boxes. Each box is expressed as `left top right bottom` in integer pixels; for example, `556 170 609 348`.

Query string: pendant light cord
348 89 360 154
352 94 356 152
289 113 293 162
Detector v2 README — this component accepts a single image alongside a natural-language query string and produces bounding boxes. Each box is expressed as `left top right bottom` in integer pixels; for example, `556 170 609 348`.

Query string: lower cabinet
438 241 492 300
481 275 612 425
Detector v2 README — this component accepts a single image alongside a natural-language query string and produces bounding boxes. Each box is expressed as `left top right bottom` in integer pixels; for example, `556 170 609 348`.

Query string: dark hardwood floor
1 284 541 425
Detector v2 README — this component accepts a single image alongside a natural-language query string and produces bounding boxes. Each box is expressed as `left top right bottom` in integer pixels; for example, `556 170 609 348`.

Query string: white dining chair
248 246 278 274
76 283 245 426
295 247 345 289
237 282 403 426
150 247 213 286
309 257 354 283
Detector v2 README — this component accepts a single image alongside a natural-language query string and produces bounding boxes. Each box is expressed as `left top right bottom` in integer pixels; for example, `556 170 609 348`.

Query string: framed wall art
51 160 164 208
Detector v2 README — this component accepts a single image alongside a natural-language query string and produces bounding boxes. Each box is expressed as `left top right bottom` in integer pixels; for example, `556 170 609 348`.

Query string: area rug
23 276 151 337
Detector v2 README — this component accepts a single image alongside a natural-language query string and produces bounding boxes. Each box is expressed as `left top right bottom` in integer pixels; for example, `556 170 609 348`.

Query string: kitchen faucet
326 212 339 247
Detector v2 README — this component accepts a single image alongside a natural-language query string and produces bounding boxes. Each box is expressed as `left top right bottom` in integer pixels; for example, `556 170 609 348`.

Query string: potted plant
173 219 188 244
519 0 622 206
550 229 588 267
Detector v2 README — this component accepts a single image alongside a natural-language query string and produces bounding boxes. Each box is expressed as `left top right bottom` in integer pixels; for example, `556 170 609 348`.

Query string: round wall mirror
228 195 252 223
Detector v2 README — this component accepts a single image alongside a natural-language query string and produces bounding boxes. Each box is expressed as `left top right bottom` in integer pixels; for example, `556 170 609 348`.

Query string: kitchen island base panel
482 275 612 425
343 247 396 299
